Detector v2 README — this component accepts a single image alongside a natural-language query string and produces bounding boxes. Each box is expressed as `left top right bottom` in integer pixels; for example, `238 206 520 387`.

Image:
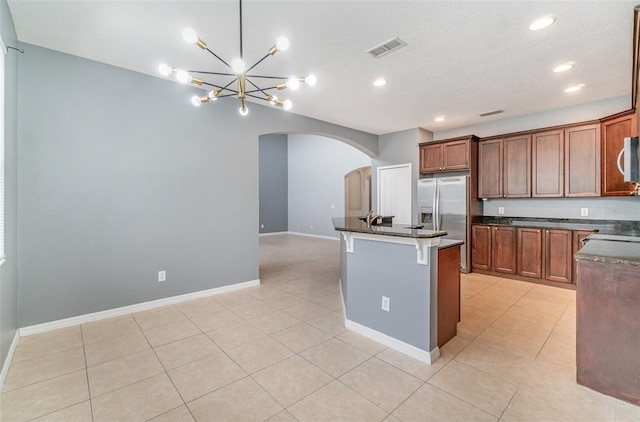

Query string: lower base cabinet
472 224 590 286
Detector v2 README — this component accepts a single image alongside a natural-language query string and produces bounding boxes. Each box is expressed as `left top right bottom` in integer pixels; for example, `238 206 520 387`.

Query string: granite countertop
575 237 640 267
332 217 448 239
472 216 640 236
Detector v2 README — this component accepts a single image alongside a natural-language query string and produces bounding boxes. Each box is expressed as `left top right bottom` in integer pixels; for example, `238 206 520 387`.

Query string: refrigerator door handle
431 183 437 231
435 184 440 231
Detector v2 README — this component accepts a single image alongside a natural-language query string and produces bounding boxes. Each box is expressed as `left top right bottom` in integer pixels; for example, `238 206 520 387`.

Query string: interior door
377 164 412 225
344 166 371 217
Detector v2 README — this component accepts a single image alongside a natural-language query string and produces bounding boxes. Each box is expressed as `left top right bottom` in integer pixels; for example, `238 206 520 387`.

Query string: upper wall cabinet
601 111 637 196
532 124 601 198
419 136 478 174
478 135 531 199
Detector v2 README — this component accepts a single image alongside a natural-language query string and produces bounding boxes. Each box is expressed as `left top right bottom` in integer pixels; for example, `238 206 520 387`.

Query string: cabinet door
503 135 532 198
420 144 443 173
565 124 601 197
471 225 492 270
532 130 564 197
443 140 470 171
517 228 542 278
478 140 502 198
601 113 637 196
572 230 594 284
492 226 516 274
544 229 572 283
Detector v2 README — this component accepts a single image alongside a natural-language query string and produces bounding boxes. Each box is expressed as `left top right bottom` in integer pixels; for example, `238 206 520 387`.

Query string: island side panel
345 238 435 352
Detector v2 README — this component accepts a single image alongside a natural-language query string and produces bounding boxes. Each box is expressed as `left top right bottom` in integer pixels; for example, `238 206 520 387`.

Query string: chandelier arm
187 70 237 77
245 74 289 80
201 81 239 93
217 93 241 99
246 93 272 102
244 78 272 97
245 53 271 74
221 77 239 91
245 87 278 94
204 48 232 69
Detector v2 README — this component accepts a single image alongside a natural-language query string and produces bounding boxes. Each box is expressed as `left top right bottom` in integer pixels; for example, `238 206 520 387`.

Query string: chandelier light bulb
276 36 290 52
191 96 202 106
283 99 292 110
239 104 249 116
182 27 199 44
158 64 172 76
305 74 317 86
231 59 246 74
208 90 219 100
269 95 278 105
176 70 192 84
287 77 300 90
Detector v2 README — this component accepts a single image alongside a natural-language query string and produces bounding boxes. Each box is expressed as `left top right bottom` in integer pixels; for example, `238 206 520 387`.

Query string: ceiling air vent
366 37 407 58
479 109 504 117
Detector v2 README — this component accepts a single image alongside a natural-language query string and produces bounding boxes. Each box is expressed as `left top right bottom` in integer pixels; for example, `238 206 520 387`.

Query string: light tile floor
1 234 639 421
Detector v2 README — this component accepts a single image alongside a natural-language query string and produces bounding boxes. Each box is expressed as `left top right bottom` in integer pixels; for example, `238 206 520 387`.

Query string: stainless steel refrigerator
417 176 469 272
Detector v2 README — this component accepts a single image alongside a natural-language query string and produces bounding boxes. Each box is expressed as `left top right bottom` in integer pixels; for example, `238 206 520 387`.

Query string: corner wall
0 0 19 372
259 134 288 234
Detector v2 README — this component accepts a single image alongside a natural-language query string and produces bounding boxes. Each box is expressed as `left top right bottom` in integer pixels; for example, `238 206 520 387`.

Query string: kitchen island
575 233 640 406
333 217 460 364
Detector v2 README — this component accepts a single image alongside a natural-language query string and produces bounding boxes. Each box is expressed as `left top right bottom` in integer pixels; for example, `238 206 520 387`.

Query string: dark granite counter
575 236 640 267
472 216 640 236
332 217 448 239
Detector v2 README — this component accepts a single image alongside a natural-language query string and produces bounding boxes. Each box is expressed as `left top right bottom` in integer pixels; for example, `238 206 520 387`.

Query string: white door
377 164 412 225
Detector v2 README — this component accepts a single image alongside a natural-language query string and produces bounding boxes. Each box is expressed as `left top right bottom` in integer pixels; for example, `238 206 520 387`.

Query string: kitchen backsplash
482 196 640 221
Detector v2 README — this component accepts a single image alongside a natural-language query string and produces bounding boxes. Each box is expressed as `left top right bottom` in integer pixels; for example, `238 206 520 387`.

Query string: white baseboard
345 319 440 364
258 231 289 237
19 279 260 337
286 231 340 241
0 330 20 390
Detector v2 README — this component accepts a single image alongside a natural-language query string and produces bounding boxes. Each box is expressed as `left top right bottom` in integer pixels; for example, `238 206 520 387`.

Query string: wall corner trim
0 330 20 391
19 279 260 337
344 319 440 364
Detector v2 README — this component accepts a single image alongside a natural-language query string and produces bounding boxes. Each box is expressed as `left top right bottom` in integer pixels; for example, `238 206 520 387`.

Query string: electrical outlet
158 270 166 282
498 207 505 215
581 208 589 217
381 296 390 312
260 224 264 229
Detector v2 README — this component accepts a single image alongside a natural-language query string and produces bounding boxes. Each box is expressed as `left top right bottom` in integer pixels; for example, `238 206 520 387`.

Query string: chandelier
158 0 316 116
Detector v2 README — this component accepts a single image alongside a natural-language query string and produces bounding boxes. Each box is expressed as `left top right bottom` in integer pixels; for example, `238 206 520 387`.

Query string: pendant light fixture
158 0 316 116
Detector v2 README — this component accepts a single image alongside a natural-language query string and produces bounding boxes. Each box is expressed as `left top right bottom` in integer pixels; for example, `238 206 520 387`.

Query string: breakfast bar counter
333 217 457 364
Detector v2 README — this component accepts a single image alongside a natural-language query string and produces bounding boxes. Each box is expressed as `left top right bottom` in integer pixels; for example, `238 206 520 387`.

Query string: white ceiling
7 0 638 135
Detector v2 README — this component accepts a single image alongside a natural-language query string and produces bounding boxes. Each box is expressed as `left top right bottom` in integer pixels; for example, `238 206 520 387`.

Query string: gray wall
16 43 377 326
259 134 288 234
1 0 19 371
372 128 432 224
288 134 371 238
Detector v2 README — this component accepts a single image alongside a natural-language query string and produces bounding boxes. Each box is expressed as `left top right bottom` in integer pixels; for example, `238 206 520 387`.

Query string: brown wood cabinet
503 135 532 198
437 244 461 347
491 226 516 274
478 136 531 199
565 124 601 197
471 225 492 270
572 230 594 284
478 140 502 198
419 137 476 174
544 229 572 283
532 130 564 197
601 111 637 196
517 227 542 278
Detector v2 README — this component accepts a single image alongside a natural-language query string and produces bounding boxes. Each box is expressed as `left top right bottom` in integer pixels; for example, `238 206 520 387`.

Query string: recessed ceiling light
373 78 387 87
564 84 584 93
529 15 556 31
434 116 446 122
553 63 574 73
